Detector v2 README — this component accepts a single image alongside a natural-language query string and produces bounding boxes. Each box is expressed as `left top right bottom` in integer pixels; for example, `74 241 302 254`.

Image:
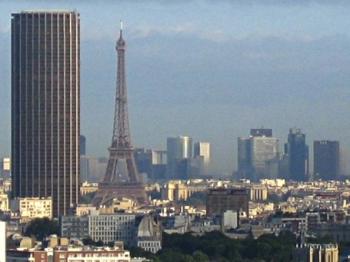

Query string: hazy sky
1 0 350 175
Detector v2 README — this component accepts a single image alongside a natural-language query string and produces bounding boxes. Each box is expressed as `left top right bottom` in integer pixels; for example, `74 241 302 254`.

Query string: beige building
293 244 339 262
249 185 268 201
0 179 12 193
0 193 9 211
11 197 52 223
76 204 98 216
80 181 99 196
161 181 189 201
3 157 10 171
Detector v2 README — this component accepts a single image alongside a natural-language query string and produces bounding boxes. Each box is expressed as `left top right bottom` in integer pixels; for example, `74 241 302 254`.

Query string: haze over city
1 0 350 175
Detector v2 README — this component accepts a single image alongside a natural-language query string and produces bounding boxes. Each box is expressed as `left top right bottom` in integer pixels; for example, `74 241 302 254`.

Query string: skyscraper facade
194 142 210 165
194 142 211 176
11 11 80 216
166 136 192 179
250 136 279 175
285 128 309 181
314 140 340 180
237 129 279 180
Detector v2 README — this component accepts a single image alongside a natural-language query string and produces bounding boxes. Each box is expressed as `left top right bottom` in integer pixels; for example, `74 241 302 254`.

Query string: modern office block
167 136 192 179
285 128 309 181
237 129 279 180
194 142 210 175
11 11 80 216
314 140 340 180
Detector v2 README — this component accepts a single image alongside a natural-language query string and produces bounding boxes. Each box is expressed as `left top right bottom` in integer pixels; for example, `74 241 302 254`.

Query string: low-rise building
89 214 136 246
7 245 131 262
11 197 52 223
206 188 249 216
222 210 239 231
0 193 9 211
249 185 268 201
61 213 138 246
161 181 189 201
80 181 99 196
137 215 162 254
60 216 89 240
293 243 338 262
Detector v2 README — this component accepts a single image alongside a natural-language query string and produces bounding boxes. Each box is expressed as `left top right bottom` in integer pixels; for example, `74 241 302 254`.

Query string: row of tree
131 230 297 262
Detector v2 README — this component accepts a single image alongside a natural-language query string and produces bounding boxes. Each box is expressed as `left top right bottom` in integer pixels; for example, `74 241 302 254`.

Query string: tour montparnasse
93 22 147 206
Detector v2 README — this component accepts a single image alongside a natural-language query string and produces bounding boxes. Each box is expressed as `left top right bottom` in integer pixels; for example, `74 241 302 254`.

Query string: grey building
89 214 137 246
194 142 211 176
80 156 108 182
11 11 80 217
314 140 340 180
167 136 192 179
237 129 279 180
137 215 162 254
60 215 89 240
133 148 167 181
80 135 86 156
60 213 138 246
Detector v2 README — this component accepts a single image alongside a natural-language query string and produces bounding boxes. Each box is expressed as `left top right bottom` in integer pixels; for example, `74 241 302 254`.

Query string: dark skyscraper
314 140 340 180
11 11 80 216
285 128 309 181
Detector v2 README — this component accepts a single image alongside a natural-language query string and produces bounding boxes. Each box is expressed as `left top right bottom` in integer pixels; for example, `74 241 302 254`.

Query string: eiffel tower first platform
92 22 148 207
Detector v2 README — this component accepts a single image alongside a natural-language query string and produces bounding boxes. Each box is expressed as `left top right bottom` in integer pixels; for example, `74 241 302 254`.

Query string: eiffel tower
92 22 147 206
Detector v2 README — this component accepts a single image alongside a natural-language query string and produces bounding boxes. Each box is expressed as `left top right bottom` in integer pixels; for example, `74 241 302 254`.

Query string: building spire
119 20 123 39
117 20 125 48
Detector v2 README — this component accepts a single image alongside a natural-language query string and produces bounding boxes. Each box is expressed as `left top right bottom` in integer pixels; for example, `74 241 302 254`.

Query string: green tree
24 218 59 241
193 250 209 262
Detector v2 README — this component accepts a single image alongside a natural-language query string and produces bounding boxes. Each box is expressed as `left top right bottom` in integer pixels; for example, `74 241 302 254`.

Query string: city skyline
1 1 350 175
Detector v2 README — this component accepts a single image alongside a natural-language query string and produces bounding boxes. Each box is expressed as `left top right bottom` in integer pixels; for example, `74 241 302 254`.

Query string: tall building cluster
129 138 211 182
166 136 211 179
237 128 340 181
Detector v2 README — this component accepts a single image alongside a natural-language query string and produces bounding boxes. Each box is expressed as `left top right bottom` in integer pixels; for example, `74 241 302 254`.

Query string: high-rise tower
314 140 339 180
166 136 193 179
11 11 80 216
93 23 147 206
285 128 309 181
237 129 279 180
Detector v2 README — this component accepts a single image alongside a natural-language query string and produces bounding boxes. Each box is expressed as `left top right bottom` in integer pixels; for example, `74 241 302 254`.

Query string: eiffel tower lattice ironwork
93 22 147 206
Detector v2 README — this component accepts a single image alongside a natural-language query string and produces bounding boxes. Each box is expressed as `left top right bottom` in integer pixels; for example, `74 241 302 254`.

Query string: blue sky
1 0 350 175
